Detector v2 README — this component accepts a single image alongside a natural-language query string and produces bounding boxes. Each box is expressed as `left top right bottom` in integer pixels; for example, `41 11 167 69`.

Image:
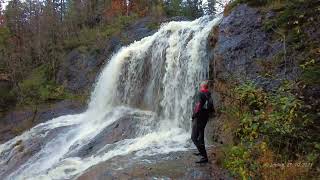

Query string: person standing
191 81 214 163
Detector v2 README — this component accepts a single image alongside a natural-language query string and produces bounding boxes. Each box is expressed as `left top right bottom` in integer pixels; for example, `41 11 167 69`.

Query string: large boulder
71 110 154 158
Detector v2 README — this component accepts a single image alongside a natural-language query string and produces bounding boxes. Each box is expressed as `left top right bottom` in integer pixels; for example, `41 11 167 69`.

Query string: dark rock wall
213 4 288 89
206 3 319 145
207 4 293 145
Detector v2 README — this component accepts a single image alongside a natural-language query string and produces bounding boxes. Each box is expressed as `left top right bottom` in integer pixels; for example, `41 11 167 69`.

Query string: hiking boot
195 157 208 163
193 152 201 156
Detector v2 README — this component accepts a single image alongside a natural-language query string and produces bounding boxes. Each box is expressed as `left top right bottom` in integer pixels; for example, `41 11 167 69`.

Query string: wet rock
35 100 85 123
0 125 74 177
77 148 231 180
164 16 190 22
0 100 85 144
72 110 154 158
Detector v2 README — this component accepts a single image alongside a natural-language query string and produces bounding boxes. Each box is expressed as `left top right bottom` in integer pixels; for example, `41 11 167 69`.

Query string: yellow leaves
300 59 315 69
260 142 268 153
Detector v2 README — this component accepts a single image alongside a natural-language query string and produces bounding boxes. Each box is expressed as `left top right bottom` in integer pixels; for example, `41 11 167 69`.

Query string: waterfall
0 16 221 180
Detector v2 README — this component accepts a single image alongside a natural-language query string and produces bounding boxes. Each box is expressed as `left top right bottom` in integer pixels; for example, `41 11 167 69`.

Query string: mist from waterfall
0 15 221 180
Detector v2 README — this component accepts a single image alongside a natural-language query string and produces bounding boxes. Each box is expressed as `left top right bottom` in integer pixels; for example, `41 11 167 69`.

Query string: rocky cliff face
206 2 319 153
213 5 287 89
206 4 287 144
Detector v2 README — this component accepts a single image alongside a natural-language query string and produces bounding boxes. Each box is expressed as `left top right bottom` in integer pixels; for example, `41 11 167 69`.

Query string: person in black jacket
191 81 212 163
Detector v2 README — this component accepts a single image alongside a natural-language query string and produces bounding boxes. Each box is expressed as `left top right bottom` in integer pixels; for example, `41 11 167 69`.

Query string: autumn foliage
105 0 127 18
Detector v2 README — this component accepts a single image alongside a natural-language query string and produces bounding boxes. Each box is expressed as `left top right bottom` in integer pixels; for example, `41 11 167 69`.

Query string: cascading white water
0 16 221 180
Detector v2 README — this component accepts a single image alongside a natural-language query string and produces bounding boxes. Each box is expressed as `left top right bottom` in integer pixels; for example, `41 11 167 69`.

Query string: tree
164 0 183 17
104 0 126 20
4 0 27 85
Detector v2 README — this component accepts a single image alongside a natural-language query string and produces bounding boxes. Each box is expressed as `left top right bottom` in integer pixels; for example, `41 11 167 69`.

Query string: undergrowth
16 65 72 106
221 81 319 179
63 14 138 51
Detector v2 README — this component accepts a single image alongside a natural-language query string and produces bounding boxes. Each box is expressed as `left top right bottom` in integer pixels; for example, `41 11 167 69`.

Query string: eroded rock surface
78 148 231 180
0 100 85 144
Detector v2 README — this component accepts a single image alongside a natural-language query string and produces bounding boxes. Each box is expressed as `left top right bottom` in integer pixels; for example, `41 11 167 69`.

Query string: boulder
71 110 153 158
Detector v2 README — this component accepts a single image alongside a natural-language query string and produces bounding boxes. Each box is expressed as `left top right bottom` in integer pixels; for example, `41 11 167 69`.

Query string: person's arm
192 93 205 119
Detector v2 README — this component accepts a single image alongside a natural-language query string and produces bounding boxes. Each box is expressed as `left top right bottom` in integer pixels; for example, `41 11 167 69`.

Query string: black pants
191 117 208 158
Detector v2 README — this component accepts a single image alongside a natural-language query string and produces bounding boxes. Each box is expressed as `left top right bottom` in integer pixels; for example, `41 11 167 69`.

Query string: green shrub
18 65 69 106
64 14 138 51
0 27 10 49
63 27 101 50
146 22 160 30
301 65 320 85
224 144 259 179
0 84 16 112
222 81 319 178
235 82 267 110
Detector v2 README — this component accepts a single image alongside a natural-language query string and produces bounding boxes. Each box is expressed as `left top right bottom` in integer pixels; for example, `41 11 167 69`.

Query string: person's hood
200 88 209 93
200 84 209 93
